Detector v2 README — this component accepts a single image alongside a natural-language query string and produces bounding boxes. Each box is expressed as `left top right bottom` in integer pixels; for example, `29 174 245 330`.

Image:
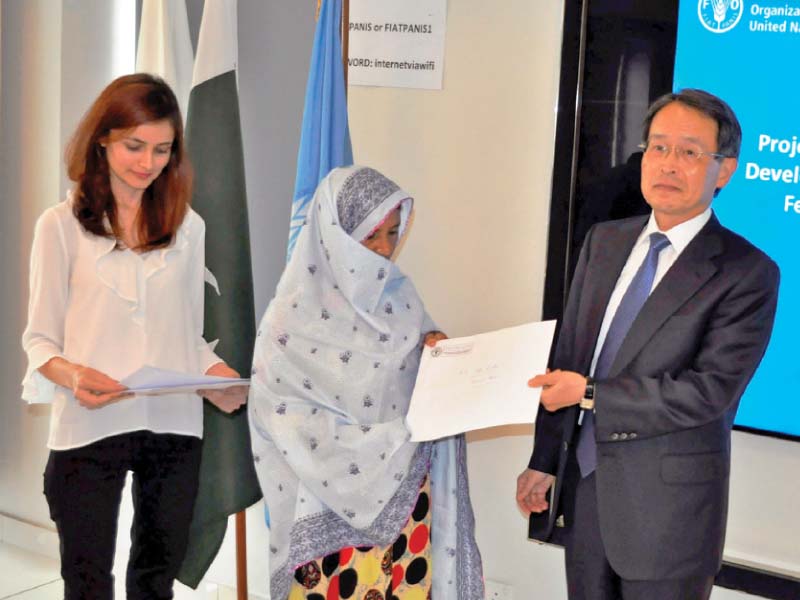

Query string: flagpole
236 512 247 600
342 0 350 90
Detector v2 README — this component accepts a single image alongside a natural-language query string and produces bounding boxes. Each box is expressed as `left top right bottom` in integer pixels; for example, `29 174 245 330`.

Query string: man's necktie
576 232 671 477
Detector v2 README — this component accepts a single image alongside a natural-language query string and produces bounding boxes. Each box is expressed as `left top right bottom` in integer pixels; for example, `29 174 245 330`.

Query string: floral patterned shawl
248 166 483 599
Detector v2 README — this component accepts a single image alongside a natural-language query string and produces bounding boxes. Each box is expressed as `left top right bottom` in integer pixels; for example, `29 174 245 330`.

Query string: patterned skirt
289 477 432 600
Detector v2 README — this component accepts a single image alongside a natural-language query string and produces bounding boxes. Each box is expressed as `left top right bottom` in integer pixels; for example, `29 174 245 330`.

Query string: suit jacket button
619 433 628 440
610 433 619 441
629 432 637 439
563 441 569 451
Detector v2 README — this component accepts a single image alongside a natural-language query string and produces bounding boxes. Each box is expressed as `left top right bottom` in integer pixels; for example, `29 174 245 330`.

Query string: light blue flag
288 0 354 259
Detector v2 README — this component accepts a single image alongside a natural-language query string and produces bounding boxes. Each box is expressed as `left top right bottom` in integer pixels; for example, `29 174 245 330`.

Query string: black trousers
43 431 202 600
565 472 715 600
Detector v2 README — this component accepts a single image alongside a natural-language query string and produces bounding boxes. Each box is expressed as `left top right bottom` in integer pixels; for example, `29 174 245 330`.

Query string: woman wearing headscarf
249 166 483 599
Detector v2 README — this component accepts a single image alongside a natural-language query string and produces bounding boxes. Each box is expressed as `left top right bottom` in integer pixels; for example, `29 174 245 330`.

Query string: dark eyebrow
648 133 705 146
127 136 174 147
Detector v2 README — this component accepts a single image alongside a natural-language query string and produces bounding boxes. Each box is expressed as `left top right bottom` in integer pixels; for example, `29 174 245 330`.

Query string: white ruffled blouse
22 195 221 450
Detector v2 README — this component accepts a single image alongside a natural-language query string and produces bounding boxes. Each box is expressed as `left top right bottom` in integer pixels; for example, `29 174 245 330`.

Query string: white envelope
406 320 556 441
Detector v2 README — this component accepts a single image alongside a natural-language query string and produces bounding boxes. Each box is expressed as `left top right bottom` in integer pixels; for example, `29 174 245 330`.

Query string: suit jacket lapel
574 217 646 371
609 214 724 376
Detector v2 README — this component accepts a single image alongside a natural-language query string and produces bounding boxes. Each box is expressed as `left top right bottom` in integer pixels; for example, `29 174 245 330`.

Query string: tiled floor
0 543 60 599
2 539 768 600
0 542 245 600
0 498 271 600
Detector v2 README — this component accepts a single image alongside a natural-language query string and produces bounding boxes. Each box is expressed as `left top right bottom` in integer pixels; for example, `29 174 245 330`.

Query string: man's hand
528 369 586 412
423 331 448 347
516 468 556 514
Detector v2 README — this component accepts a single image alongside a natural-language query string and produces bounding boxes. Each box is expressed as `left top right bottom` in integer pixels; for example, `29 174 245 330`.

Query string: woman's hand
200 385 249 414
69 364 129 408
205 362 240 378
423 331 448 347
39 358 128 408
201 362 247 413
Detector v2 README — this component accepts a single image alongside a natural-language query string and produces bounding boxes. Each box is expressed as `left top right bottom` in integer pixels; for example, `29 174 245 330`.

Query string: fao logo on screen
698 0 744 33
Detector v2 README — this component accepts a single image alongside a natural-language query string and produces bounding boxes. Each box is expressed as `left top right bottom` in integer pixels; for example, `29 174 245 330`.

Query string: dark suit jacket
528 213 779 581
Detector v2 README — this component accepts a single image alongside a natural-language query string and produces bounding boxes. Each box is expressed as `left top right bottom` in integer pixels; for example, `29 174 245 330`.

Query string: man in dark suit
516 89 779 600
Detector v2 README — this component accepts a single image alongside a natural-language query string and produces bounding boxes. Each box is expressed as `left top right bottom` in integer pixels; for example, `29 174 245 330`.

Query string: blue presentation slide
674 0 799 438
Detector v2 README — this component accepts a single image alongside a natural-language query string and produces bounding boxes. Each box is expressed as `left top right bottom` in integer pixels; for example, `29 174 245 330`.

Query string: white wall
1 0 65 529
726 431 800 578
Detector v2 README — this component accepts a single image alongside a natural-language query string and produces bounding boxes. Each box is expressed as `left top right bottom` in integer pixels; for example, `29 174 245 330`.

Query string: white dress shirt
22 195 221 450
589 209 712 377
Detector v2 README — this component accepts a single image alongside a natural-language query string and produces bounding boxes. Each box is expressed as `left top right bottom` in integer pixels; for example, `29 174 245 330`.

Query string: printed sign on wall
348 0 447 90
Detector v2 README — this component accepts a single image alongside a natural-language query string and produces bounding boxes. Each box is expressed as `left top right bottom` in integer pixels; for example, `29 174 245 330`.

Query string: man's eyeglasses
638 142 728 164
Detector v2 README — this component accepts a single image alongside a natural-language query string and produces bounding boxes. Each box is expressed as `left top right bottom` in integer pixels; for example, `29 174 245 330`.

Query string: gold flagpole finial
316 0 322 21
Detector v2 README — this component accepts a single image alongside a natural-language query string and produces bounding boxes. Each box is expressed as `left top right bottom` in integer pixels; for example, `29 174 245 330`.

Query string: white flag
135 0 194 118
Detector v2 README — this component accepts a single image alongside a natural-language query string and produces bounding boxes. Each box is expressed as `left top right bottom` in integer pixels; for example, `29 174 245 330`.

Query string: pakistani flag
287 0 353 259
176 0 262 588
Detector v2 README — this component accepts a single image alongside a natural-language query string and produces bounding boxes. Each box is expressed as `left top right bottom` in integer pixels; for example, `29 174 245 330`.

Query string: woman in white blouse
21 73 238 600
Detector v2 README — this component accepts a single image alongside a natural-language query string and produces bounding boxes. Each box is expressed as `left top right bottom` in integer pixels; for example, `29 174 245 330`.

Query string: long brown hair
65 73 192 251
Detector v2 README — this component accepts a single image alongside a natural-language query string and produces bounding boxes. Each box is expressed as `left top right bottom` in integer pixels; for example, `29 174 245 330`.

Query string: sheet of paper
120 365 249 396
406 320 556 441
